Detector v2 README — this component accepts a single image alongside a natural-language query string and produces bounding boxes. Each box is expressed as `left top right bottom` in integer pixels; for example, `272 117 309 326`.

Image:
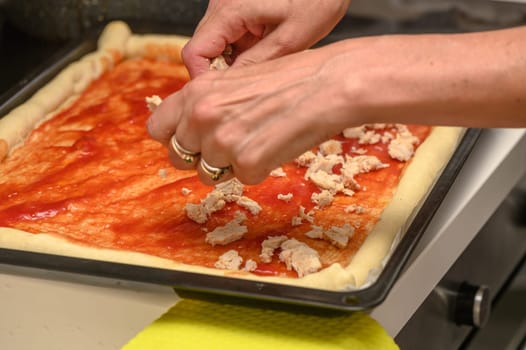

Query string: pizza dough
0 21 464 291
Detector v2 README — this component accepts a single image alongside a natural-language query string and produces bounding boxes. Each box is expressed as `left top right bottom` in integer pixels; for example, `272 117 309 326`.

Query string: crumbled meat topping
279 239 322 277
381 131 394 144
291 216 303 226
341 155 389 191
145 95 162 112
205 212 247 246
243 259 258 272
236 196 262 216
158 168 168 178
305 225 323 239
351 146 367 155
270 167 287 177
299 137 389 197
294 151 317 167
209 45 232 71
215 178 244 202
292 205 315 226
319 140 342 156
342 126 365 139
277 193 293 202
344 204 365 214
388 125 419 161
186 178 255 224
311 190 334 208
358 130 382 145
323 224 355 249
260 235 288 263
307 170 345 193
215 250 243 270
185 203 208 224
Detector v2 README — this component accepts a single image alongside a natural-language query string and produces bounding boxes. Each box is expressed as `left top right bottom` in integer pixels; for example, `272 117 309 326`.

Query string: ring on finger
170 134 200 164
199 159 232 181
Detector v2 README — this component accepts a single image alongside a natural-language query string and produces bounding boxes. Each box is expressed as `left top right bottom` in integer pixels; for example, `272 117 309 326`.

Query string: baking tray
0 22 481 311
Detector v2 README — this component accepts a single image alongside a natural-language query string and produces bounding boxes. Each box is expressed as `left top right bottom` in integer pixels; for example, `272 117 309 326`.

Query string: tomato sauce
0 58 431 278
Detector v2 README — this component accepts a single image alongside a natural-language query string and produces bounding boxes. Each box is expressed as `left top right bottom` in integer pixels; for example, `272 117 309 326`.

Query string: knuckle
190 94 221 127
212 125 238 151
233 151 267 185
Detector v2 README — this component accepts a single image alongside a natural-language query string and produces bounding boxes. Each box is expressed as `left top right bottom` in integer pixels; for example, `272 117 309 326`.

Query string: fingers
147 93 182 146
182 11 251 78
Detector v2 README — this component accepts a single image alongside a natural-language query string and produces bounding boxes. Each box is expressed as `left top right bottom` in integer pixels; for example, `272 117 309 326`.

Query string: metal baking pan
0 22 481 311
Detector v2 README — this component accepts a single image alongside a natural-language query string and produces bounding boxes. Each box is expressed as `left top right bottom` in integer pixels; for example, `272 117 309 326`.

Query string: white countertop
1 128 525 349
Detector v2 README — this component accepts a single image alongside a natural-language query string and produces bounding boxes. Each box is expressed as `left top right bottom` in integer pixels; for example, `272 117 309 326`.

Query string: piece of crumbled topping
381 131 394 144
342 126 365 139
358 130 382 145
270 167 287 177
299 206 315 223
306 153 344 174
345 155 389 174
302 149 389 197
158 168 168 179
181 187 192 196
205 212 247 246
210 56 229 70
342 188 355 197
340 155 389 192
210 45 232 71
185 178 244 224
304 153 345 193
295 151 317 167
351 146 367 155
323 224 355 249
260 235 288 263
185 203 208 224
279 239 322 278
202 191 227 214
291 206 315 226
388 126 419 161
215 250 243 270
307 170 345 193
277 193 293 202
215 178 244 202
305 225 323 239
319 140 342 156
344 204 365 214
243 259 258 272
236 196 262 216
145 95 162 112
311 190 334 208
291 216 303 227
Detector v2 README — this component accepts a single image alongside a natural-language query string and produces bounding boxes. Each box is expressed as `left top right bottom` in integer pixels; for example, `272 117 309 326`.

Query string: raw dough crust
0 21 464 290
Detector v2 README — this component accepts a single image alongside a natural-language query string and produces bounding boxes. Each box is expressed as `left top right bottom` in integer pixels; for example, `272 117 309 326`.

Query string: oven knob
454 282 491 328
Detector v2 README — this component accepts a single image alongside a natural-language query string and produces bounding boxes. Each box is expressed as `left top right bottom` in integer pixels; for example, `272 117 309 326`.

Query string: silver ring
199 159 232 181
170 134 200 164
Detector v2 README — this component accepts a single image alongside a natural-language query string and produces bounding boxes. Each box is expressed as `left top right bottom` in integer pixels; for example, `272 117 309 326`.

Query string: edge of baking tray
0 22 482 311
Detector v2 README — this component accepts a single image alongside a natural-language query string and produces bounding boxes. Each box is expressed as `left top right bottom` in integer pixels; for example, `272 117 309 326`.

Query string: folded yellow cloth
122 298 399 350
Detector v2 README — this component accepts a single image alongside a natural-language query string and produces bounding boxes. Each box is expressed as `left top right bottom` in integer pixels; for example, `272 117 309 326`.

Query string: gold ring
170 134 200 164
199 159 232 181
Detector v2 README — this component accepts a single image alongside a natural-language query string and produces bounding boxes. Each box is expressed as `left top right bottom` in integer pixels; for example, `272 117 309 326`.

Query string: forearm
340 26 526 128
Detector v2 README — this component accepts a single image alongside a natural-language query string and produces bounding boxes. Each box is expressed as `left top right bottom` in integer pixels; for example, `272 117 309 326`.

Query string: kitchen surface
1 1 526 349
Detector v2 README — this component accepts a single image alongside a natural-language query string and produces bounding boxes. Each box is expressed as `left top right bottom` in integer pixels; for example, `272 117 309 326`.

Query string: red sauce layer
0 58 431 278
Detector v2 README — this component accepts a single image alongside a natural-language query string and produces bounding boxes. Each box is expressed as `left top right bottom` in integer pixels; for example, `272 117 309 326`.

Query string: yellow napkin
122 297 399 350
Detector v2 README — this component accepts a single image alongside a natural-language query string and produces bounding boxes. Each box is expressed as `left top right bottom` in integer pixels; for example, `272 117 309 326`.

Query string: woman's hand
148 42 360 185
182 0 350 77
